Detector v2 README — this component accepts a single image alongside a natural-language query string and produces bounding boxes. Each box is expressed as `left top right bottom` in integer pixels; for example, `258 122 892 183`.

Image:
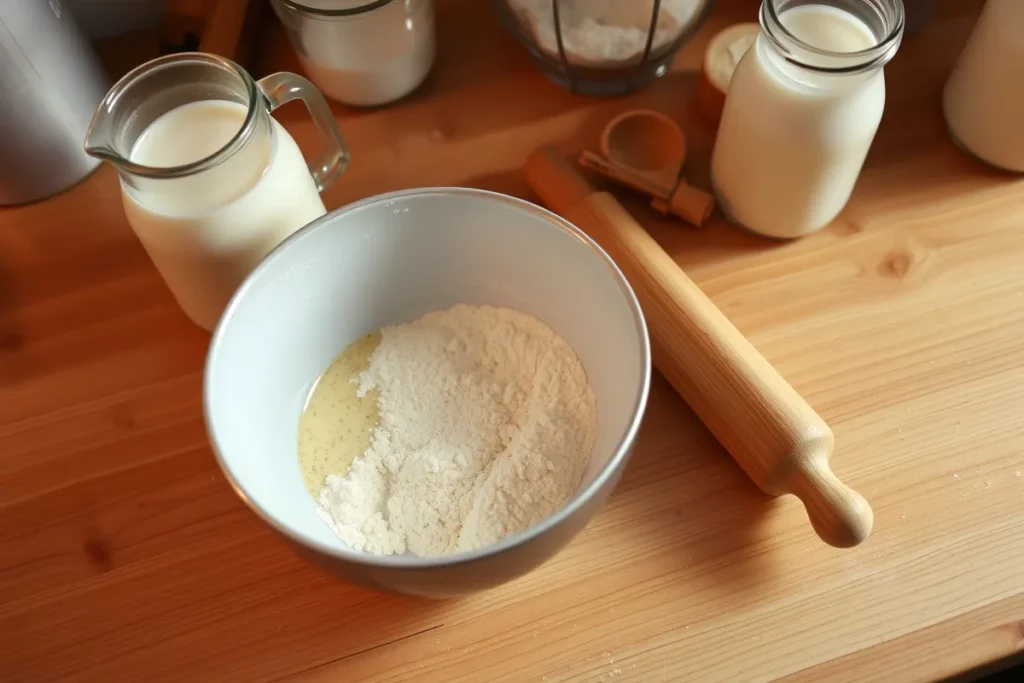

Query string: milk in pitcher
85 53 348 331
123 100 326 330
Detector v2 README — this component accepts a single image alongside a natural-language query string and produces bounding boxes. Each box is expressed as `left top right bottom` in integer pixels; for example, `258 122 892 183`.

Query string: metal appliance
0 0 110 205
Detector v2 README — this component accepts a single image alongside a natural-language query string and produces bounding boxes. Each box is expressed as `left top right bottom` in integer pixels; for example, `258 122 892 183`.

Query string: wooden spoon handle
579 151 673 199
524 147 873 548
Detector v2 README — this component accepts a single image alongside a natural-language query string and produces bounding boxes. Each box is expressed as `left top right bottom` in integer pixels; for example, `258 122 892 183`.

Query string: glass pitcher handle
256 72 349 192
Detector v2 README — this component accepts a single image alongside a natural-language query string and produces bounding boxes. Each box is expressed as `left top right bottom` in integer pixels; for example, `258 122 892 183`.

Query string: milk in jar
85 53 349 331
711 0 904 239
943 0 1024 172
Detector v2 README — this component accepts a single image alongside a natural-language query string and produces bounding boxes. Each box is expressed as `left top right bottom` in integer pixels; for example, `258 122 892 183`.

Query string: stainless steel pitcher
0 0 110 205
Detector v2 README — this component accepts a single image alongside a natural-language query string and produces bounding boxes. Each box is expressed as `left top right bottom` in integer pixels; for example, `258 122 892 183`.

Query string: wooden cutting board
1 0 1022 681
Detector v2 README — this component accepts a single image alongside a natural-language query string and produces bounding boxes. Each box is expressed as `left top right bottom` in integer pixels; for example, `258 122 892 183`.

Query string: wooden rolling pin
524 146 873 548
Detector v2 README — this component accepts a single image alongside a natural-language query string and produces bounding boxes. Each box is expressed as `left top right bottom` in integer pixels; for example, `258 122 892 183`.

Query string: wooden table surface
2 0 1023 681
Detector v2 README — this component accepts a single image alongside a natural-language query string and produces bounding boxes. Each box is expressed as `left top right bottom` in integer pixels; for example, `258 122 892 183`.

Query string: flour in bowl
315 304 597 557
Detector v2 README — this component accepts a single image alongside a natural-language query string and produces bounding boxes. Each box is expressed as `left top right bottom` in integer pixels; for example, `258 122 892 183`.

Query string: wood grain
2 0 1023 681
524 146 872 547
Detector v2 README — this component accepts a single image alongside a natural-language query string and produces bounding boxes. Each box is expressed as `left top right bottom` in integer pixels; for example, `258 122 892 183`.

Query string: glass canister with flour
711 0 904 239
495 0 714 96
270 0 437 107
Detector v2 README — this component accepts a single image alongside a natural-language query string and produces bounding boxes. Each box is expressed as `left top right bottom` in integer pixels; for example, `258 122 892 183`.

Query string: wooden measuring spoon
583 109 715 226
525 146 874 548
602 110 687 192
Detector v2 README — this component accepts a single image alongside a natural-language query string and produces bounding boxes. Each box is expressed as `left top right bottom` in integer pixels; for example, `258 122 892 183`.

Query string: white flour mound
317 304 598 557
509 0 706 67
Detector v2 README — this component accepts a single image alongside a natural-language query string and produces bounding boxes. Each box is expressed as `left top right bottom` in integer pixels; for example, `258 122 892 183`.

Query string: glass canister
270 0 436 107
84 53 348 331
494 0 714 96
711 0 904 239
943 0 1024 172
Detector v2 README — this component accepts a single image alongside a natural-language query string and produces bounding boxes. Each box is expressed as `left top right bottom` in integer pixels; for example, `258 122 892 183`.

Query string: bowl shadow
248 545 455 678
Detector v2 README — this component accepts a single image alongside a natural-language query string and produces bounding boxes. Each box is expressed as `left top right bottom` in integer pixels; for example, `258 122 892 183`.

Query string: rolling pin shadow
524 146 873 548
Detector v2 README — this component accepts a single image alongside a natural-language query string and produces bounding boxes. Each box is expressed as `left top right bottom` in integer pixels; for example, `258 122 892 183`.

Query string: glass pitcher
84 52 348 331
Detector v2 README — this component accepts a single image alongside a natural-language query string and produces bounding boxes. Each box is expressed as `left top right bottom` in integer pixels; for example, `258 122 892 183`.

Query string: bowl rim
204 187 652 569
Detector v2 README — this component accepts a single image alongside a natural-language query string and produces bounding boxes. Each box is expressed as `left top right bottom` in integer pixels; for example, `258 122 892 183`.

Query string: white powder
317 304 597 557
279 0 436 107
508 0 706 68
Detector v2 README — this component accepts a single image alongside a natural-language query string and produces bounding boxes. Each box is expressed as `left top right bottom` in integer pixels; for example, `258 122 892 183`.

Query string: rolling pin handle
788 454 874 548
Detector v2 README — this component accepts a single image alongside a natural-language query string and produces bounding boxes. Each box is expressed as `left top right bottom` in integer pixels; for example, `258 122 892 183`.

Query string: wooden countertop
2 0 1022 680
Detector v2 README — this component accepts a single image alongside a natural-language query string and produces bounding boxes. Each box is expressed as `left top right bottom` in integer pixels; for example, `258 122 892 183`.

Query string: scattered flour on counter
508 0 706 67
317 304 597 557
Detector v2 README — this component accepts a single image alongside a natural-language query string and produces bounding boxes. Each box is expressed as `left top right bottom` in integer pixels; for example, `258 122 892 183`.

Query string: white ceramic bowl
204 188 650 597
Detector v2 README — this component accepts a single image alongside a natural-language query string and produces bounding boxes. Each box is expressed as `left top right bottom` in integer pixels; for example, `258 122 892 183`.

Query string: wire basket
494 0 714 96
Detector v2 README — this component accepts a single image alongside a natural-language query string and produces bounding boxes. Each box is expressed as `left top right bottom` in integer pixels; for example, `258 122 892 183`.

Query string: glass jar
494 0 714 96
943 0 1024 172
270 0 436 107
711 0 904 239
84 53 348 330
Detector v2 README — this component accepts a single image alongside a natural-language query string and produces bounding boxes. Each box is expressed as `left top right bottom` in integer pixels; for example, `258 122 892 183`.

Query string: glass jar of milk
711 0 904 239
270 0 436 107
85 53 348 331
943 0 1024 173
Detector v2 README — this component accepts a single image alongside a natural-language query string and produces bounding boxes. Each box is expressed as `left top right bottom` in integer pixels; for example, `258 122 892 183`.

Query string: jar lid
697 23 759 126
